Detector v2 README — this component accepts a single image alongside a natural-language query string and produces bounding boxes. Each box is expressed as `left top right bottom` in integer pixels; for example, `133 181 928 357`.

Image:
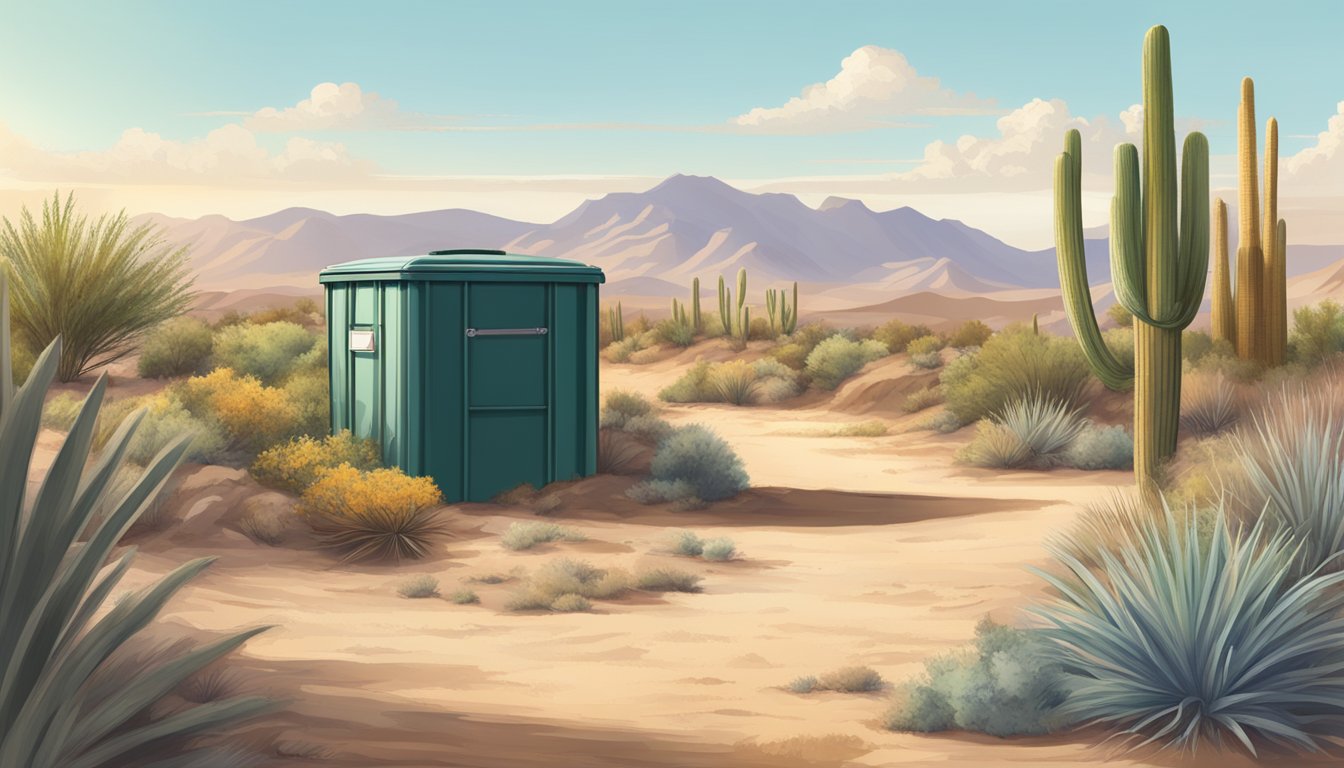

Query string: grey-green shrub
647 424 748 501
505 558 631 611
753 357 800 403
886 618 1067 736
621 413 674 442
787 675 819 694
901 387 942 413
398 575 440 598
626 478 697 505
672 530 705 557
137 316 214 378
127 398 230 466
818 666 884 693
659 361 716 403
957 394 1084 469
700 537 737 561
41 392 84 431
1179 371 1242 437
500 521 587 551
550 593 592 612
941 326 1091 423
449 589 480 605
1063 423 1133 470
1290 299 1344 366
213 321 317 385
909 352 942 370
805 335 887 390
603 389 654 425
1034 501 1344 754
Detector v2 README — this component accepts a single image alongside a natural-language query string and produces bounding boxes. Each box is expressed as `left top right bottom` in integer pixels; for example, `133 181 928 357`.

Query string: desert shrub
126 395 230 466
1035 501 1344 754
659 361 716 403
238 504 287 546
887 618 1067 736
909 351 942 370
811 420 887 437
1062 423 1133 470
251 430 381 494
176 368 301 455
788 675 819 694
505 558 631 611
635 567 703 593
1222 383 1344 576
1290 299 1344 366
805 335 887 390
622 414 673 442
1180 371 1242 437
791 321 836 351
818 666 884 694
299 465 445 562
941 326 1091 423
948 319 992 349
626 477 698 504
647 424 749 501
500 521 586 551
701 537 737 561
1101 327 1135 364
449 589 480 605
768 342 809 371
1181 330 1216 364
917 410 965 434
1 192 195 381
873 319 933 354
550 593 592 612
40 392 84 430
603 389 654 423
9 333 34 386
656 318 695 347
249 298 323 327
958 394 1084 469
747 316 773 341
138 316 214 378
282 366 331 438
0 287 272 767
709 359 759 405
672 530 705 557
398 575 440 599
906 335 945 357
902 387 942 413
1105 301 1133 328
598 429 646 475
213 321 318 386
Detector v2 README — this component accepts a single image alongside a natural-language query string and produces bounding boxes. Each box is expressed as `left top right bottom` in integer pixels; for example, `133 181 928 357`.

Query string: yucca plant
0 192 195 381
0 275 272 768
1179 371 1242 437
996 392 1086 465
1034 500 1344 756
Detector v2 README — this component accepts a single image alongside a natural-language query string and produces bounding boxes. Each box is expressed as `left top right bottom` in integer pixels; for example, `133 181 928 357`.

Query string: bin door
464 283 550 500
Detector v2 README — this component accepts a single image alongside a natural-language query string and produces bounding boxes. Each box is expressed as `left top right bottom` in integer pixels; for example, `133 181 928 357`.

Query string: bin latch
465 327 549 338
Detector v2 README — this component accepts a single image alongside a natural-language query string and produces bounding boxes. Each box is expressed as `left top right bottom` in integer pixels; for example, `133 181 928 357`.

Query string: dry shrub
299 465 446 562
505 558 631 611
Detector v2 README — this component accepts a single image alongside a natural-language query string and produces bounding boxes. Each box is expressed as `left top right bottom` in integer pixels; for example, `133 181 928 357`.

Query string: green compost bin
319 249 606 502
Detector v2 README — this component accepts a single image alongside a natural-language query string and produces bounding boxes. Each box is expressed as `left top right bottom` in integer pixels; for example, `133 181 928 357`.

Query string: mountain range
138 174 1344 323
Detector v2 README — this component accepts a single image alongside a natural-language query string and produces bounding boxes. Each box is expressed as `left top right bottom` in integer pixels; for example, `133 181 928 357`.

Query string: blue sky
0 0 1340 245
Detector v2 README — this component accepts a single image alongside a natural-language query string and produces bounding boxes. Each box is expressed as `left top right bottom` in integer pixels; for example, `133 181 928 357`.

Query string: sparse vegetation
958 394 1084 469
886 618 1067 736
505 558 632 611
805 335 887 390
659 358 799 406
298 465 446 562
398 575 441 599
940 326 1091 424
238 501 288 546
449 589 481 605
635 567 703 593
792 666 884 695
901 386 943 413
700 537 737 561
628 424 748 503
1179 371 1243 436
138 316 215 378
0 192 195 381
500 521 587 551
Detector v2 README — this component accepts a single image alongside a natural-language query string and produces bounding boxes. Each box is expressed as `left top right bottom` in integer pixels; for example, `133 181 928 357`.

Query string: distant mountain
137 175 1344 322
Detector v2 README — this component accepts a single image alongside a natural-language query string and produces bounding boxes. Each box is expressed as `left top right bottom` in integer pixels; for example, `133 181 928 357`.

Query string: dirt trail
48 356 1258 767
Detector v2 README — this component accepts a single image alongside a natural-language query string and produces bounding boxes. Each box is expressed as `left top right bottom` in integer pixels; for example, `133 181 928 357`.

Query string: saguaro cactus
691 277 703 333
1211 199 1235 345
717 275 731 335
608 302 625 342
1263 116 1288 365
782 281 798 335
1054 25 1209 487
735 268 748 338
1234 78 1266 364
767 283 799 337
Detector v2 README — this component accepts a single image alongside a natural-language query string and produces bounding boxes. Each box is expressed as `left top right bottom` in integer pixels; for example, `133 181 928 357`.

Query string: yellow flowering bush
299 465 445 561
176 368 300 454
251 430 381 495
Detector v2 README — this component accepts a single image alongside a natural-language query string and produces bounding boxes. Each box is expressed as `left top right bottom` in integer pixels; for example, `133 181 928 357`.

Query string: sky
0 0 1341 248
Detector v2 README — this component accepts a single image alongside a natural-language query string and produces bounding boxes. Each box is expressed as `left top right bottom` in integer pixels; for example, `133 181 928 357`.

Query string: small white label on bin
349 329 376 352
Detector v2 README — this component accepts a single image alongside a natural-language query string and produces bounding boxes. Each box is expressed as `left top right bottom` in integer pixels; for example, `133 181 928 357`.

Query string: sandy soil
30 353 1274 767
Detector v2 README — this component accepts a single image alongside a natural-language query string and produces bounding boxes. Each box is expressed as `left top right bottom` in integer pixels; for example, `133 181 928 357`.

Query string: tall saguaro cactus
1211 200 1235 344
735 268 748 338
1054 25 1209 487
717 275 731 335
691 277 703 333
1211 79 1289 365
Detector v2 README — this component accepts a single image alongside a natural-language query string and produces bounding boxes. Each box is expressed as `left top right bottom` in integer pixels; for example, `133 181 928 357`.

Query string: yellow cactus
1234 78 1265 363
1211 199 1235 345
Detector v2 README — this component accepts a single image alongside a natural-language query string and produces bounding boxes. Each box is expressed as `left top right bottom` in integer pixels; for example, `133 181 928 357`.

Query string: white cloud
243 82 448 132
1285 100 1344 194
731 46 998 134
0 122 375 185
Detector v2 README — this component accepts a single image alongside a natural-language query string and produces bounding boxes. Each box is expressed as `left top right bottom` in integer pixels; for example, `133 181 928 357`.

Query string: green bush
659 361 716 403
621 414 674 442
701 537 737 561
127 396 230 466
886 618 1067 736
138 316 214 378
767 342 809 371
907 335 944 357
709 360 759 405
805 335 887 390
1035 501 1344 754
753 358 800 403
40 392 84 431
212 321 318 386
10 331 34 386
941 326 1091 423
604 389 654 421
1290 299 1344 366
873 319 933 354
647 424 749 501
1062 423 1133 470
947 319 992 349
1181 330 1216 364
282 366 332 438
901 387 943 413
656 318 695 347
1 193 195 381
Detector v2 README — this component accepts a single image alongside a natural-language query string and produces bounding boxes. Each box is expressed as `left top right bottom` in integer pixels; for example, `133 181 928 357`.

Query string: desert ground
33 348 1279 768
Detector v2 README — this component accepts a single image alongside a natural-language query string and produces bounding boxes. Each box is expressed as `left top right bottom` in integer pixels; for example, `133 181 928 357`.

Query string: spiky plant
1054 25 1209 487
690 277 703 334
0 275 273 768
1034 500 1344 755
0 192 195 382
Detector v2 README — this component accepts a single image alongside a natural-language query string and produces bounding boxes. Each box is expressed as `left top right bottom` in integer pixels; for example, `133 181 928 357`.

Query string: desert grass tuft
635 567 703 593
500 521 587 551
449 589 480 605
397 575 440 599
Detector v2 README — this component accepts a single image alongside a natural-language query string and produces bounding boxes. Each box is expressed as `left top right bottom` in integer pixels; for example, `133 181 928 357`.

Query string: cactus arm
1172 132 1210 329
1110 142 1149 323
1054 131 1134 390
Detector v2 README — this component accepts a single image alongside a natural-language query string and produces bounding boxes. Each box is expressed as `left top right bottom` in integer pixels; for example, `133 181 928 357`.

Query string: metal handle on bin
465 327 549 338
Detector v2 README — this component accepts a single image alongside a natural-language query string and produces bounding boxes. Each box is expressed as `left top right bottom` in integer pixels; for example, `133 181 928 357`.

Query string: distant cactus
735 268 748 338
1032 313 1039 336
766 288 779 335
717 275 731 335
691 277 703 333
783 282 798 335
737 306 751 346
608 302 625 342
766 282 799 337
1053 25 1209 487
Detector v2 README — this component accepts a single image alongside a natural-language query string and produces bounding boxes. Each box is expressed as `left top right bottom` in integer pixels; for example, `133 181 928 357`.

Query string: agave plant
0 276 272 768
1033 499 1344 755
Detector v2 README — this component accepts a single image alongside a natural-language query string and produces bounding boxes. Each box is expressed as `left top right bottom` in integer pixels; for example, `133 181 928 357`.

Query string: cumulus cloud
242 82 440 131
731 46 998 134
1285 100 1344 194
0 122 375 185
